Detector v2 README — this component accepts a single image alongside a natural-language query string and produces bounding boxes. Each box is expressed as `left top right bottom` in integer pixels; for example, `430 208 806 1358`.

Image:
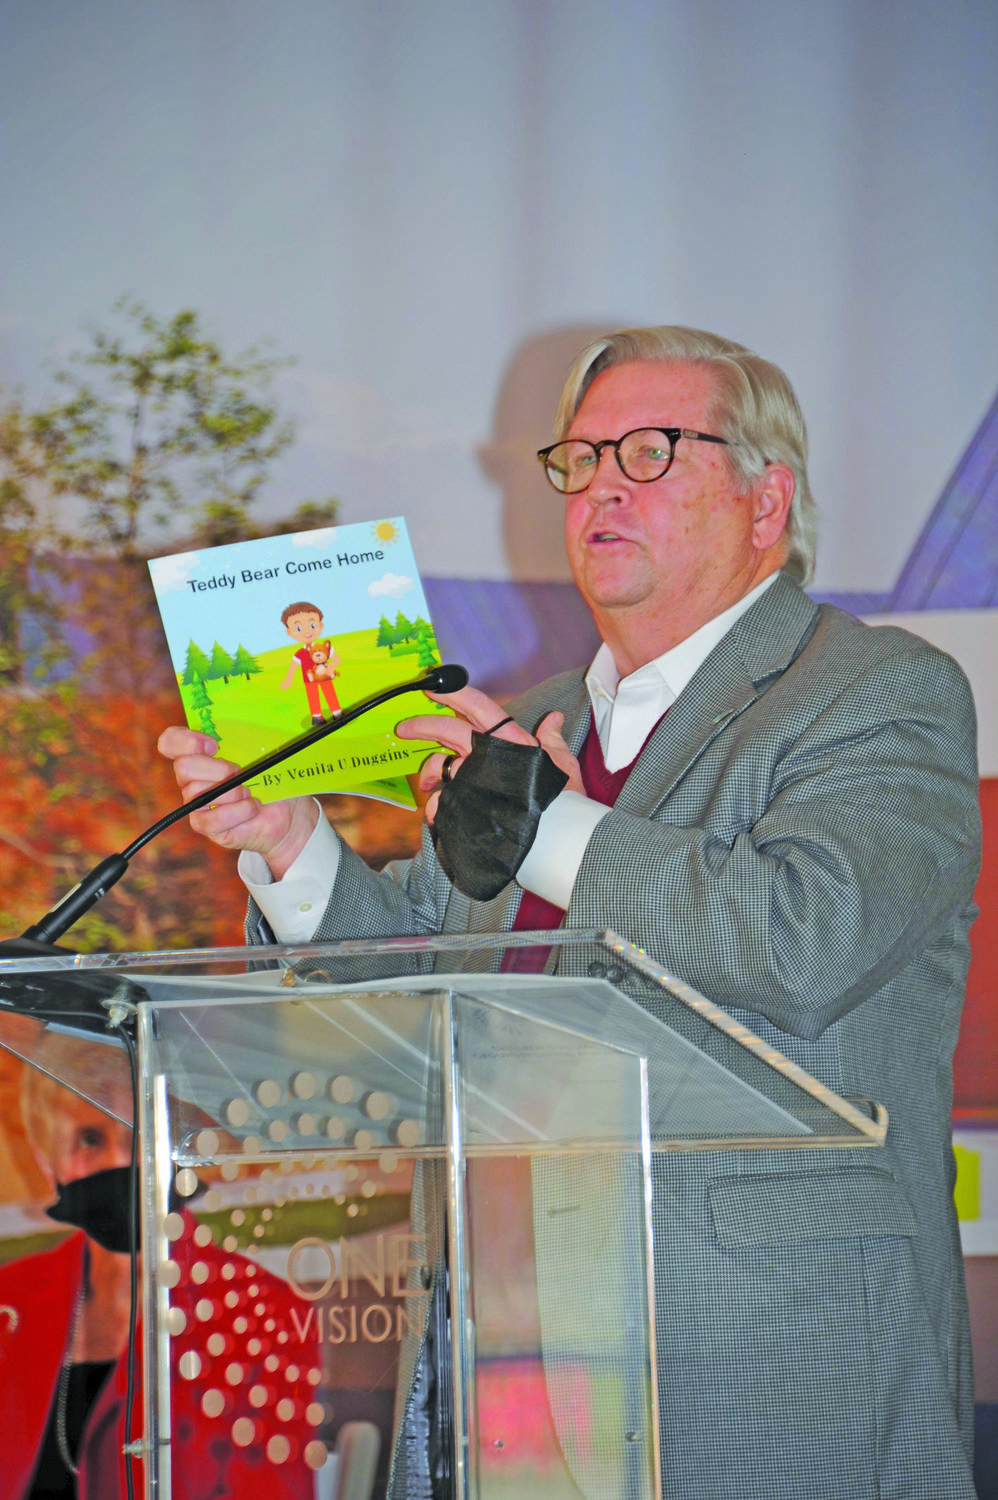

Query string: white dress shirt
241 574 778 938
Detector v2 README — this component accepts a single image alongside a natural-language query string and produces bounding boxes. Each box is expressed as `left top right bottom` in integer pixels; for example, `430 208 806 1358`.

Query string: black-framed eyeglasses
536 427 730 494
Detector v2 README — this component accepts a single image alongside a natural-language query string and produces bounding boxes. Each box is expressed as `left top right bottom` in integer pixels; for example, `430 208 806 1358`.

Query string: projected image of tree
0 300 362 950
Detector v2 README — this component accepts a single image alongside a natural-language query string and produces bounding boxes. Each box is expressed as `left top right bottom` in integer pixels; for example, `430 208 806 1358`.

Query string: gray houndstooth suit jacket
275 571 982 1499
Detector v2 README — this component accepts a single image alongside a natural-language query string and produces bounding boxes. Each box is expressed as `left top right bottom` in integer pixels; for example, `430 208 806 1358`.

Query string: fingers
158 722 263 842
415 751 465 796
156 725 320 872
423 787 441 826
157 725 233 802
535 710 565 746
171 753 244 803
399 714 475 756
401 696 532 756
423 686 535 743
158 725 217 759
188 792 262 843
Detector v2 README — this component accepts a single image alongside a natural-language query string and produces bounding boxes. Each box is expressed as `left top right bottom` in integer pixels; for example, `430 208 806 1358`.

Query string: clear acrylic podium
0 930 886 1500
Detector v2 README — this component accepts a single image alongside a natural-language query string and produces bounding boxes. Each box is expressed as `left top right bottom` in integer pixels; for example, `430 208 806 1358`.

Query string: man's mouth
590 529 626 543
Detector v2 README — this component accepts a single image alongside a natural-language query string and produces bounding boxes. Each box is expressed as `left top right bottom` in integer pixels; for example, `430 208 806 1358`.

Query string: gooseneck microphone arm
19 663 469 946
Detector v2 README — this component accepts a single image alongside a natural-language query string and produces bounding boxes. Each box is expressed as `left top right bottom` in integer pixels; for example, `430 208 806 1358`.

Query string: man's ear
752 464 795 553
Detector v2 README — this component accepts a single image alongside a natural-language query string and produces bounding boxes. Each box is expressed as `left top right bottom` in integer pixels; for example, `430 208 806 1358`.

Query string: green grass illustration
178 626 447 803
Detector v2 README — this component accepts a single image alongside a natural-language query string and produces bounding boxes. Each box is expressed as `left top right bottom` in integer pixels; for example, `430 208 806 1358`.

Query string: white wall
0 0 995 593
868 611 998 776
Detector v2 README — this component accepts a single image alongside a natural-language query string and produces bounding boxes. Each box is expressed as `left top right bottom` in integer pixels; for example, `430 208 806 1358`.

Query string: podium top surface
0 930 885 1152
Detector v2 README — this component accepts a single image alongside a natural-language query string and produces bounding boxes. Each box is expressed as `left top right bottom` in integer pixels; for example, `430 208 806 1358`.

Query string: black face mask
431 731 568 901
49 1166 138 1255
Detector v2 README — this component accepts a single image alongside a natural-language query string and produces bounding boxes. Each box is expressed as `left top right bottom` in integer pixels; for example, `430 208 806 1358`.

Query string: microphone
415 663 468 695
18 664 469 947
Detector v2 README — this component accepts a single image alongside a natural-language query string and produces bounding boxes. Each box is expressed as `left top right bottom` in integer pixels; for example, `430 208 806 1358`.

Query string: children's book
148 518 451 808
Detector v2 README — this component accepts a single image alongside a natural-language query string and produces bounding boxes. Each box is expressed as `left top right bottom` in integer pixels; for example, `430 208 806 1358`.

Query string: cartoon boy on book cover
279 600 342 725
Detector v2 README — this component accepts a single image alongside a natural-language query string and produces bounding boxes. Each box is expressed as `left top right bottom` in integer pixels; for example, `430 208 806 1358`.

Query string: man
160 326 981 1498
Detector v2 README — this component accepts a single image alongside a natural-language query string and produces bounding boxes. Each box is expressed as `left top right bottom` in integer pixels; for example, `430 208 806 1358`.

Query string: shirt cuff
237 804 342 944
515 790 612 911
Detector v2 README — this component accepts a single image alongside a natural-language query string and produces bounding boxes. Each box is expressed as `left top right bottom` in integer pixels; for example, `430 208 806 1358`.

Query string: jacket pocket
708 1167 918 1249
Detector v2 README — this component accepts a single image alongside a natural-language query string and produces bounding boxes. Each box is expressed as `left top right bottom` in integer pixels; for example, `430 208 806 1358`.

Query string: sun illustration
371 519 400 546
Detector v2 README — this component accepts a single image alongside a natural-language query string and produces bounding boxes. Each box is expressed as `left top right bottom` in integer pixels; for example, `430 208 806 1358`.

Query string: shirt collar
586 572 780 713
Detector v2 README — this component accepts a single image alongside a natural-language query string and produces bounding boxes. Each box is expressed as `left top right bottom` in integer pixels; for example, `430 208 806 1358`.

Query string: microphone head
424 663 469 694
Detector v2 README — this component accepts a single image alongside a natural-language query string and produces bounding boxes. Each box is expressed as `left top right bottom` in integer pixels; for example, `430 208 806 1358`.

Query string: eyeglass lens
543 429 675 492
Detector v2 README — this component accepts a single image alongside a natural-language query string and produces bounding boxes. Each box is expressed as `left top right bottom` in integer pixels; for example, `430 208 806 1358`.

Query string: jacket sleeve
309 822 452 943
567 643 981 1040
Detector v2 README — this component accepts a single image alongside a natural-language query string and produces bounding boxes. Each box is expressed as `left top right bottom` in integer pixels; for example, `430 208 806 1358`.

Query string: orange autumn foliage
0 687 248 950
0 683 424 953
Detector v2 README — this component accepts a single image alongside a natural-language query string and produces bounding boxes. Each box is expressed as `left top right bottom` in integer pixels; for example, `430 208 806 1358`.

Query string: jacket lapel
550 673 593 756
617 573 820 816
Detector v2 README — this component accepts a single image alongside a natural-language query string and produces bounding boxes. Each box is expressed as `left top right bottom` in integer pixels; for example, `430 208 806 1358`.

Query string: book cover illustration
148 518 451 807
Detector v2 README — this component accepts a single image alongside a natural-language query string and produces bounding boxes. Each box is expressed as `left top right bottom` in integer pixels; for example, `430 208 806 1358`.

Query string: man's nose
586 443 629 502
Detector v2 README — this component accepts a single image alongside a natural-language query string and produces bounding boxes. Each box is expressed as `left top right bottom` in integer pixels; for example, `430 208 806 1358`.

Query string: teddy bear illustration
305 640 339 682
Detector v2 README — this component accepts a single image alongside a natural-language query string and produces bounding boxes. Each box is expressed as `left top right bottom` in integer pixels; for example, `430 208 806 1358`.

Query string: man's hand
398 684 584 822
156 727 319 880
